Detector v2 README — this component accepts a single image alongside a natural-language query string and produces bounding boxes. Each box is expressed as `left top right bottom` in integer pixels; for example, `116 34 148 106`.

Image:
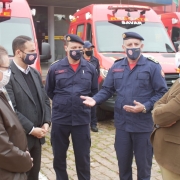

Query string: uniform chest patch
112 68 124 72
55 69 67 74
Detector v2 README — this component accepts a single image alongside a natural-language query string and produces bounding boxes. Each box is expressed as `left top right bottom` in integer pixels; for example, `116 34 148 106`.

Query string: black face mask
69 50 82 61
21 50 37 65
126 48 141 60
85 50 93 57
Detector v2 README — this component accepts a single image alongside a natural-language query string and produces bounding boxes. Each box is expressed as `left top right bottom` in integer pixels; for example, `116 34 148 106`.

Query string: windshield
95 21 175 53
0 17 34 56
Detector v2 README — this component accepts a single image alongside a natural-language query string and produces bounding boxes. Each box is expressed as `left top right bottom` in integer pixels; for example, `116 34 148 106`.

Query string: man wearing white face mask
5 36 51 180
81 32 168 180
0 45 33 180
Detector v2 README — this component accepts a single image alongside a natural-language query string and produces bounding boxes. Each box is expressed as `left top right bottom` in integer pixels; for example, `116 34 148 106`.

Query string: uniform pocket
80 71 91 89
137 72 150 88
53 97 69 112
56 73 69 88
114 72 123 89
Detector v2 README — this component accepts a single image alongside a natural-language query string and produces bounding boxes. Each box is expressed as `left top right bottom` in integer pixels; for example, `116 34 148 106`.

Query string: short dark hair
12 35 32 55
0 45 8 65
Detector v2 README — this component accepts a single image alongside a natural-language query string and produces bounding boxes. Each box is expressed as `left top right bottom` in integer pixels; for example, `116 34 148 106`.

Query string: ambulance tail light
100 68 108 78
0 8 11 17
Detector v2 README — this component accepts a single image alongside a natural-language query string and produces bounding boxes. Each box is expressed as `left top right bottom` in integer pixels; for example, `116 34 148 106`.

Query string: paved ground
40 119 163 180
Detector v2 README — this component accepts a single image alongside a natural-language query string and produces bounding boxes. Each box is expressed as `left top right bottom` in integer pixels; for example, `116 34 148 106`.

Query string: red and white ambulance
68 4 178 118
0 0 51 73
160 12 180 45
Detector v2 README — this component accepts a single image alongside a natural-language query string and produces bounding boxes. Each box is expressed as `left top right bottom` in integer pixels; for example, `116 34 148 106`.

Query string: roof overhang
27 0 172 8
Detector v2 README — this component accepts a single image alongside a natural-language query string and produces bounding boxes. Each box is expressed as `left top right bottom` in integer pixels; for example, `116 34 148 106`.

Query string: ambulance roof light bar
0 0 13 8
108 5 150 15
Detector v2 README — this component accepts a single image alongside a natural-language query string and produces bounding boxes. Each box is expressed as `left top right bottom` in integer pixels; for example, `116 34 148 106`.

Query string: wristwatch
142 106 147 113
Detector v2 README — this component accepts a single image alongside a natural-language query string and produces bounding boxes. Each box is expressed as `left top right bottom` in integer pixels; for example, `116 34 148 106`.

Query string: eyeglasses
0 65 11 72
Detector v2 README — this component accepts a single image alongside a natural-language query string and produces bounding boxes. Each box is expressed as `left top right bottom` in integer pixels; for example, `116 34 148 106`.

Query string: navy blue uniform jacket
93 55 168 132
45 57 98 126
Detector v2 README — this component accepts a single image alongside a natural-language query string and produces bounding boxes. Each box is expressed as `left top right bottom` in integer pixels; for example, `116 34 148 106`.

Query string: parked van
160 12 180 49
68 4 178 119
0 0 51 72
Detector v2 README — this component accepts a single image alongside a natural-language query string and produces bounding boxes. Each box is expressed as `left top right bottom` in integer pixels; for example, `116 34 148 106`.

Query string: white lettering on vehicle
122 21 142 25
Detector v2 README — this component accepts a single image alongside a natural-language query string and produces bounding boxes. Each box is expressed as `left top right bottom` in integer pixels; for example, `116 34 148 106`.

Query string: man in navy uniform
83 41 100 132
81 32 168 180
45 34 98 180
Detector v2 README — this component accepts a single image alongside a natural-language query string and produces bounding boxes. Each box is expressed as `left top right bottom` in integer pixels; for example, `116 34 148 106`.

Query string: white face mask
0 69 11 88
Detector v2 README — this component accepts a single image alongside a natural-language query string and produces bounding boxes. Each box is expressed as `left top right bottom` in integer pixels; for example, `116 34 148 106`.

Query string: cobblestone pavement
40 119 163 180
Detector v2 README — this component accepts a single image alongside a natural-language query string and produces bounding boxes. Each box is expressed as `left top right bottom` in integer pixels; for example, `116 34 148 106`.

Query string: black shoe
91 126 98 132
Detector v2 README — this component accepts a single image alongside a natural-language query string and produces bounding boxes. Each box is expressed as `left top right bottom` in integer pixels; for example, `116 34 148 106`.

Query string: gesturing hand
80 96 96 107
123 100 144 113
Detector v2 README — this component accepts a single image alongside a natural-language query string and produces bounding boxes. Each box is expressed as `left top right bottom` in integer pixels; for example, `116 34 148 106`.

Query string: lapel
29 67 43 108
11 61 35 105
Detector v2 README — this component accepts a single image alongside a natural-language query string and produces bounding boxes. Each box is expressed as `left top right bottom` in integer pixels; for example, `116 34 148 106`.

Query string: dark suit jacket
6 61 51 149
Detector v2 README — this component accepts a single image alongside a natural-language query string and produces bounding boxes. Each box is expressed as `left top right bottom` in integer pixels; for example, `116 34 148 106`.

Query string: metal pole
48 6 55 62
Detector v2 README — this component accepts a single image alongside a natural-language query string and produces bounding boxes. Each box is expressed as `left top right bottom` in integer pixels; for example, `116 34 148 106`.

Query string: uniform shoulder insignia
147 57 159 64
114 57 124 63
51 59 60 66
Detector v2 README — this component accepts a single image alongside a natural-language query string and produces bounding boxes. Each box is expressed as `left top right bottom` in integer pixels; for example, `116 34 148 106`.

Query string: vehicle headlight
100 68 108 78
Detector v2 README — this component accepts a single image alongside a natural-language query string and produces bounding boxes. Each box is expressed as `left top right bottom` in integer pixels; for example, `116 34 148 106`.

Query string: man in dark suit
6 35 51 180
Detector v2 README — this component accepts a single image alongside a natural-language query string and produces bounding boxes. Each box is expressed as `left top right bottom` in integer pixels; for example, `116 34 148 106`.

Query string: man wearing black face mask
5 35 51 180
80 32 168 180
83 41 100 132
45 34 98 180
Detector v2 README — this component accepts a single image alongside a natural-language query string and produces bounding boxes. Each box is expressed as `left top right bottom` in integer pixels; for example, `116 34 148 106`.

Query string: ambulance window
76 24 84 38
172 27 180 43
86 23 92 42
0 17 34 56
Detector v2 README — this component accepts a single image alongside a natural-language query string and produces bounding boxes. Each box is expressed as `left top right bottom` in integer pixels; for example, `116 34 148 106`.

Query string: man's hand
41 123 49 136
123 100 144 113
31 127 47 138
26 151 33 167
80 96 96 107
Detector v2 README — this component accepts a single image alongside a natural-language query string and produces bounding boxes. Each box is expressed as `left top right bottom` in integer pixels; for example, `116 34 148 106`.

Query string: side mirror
40 42 51 62
174 42 179 52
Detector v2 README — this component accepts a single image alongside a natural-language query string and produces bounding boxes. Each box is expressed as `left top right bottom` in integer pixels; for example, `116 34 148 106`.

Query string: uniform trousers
115 129 153 180
159 165 180 180
51 123 91 180
91 105 97 127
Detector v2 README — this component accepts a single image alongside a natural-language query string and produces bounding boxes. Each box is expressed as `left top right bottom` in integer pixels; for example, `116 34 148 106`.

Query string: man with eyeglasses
81 32 168 180
5 35 51 180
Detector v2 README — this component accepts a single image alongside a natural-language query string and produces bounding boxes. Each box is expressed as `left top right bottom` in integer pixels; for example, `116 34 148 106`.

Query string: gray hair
0 45 8 65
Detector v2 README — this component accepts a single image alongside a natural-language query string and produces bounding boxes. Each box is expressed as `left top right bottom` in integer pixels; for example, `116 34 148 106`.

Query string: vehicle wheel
96 106 106 121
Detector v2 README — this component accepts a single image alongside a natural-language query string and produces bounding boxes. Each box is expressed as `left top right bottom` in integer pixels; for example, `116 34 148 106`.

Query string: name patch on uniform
112 69 124 72
55 69 67 74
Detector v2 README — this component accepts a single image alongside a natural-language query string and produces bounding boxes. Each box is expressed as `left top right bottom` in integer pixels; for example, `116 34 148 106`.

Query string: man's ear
64 45 68 52
122 45 126 52
15 49 22 58
140 43 144 49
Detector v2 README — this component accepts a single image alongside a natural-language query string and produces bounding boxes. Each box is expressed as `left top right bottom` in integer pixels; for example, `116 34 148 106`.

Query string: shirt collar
13 60 30 74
